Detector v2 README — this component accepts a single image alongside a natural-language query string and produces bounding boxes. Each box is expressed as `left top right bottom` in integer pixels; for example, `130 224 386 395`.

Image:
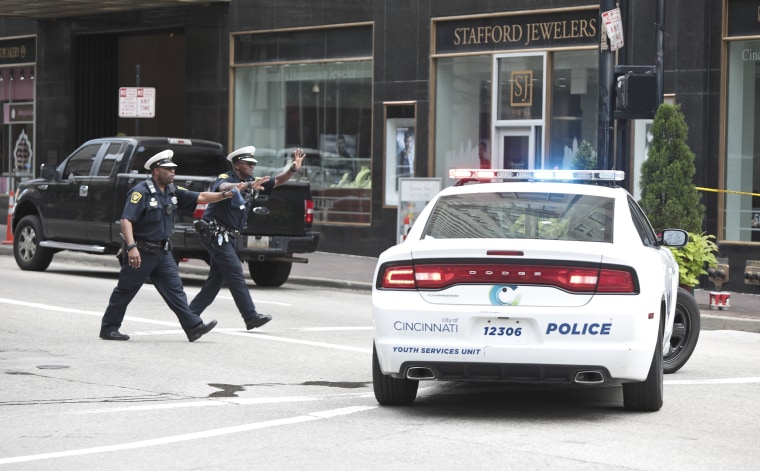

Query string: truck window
63 143 102 178
97 143 126 177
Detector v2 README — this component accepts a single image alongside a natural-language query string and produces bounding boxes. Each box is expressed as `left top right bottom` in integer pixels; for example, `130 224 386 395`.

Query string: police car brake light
448 169 625 182
168 138 192 146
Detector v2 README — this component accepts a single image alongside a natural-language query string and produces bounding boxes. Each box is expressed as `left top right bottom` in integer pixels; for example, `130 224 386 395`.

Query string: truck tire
248 260 292 287
622 319 664 412
14 215 55 271
663 287 701 374
372 345 418 405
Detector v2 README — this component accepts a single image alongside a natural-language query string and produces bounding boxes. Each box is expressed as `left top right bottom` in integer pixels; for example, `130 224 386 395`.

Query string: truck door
43 142 105 242
87 142 128 244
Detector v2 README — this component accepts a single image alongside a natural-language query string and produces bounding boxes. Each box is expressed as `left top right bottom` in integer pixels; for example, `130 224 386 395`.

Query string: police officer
100 149 236 342
189 145 305 329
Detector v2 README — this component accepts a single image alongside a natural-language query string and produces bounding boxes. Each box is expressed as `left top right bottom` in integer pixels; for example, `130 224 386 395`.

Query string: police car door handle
79 185 89 197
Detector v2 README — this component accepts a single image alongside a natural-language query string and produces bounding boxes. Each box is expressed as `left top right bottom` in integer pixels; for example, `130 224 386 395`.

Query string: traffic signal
616 71 658 113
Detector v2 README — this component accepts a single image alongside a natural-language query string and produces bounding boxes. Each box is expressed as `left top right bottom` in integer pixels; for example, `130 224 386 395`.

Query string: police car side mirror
659 229 688 247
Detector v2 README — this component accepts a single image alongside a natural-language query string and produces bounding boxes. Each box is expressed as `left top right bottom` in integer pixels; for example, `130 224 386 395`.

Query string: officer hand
128 247 141 268
292 148 305 170
252 176 269 190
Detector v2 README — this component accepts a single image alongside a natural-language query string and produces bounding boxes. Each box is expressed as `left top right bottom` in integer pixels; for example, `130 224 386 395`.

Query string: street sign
602 8 624 52
118 87 156 118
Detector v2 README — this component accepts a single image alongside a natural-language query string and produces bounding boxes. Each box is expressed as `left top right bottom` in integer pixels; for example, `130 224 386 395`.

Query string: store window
434 55 492 181
548 50 599 170
232 25 373 224
725 39 760 241
434 50 597 179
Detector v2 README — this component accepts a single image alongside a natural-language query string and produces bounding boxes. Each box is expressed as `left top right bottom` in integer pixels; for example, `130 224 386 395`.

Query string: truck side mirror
40 163 57 180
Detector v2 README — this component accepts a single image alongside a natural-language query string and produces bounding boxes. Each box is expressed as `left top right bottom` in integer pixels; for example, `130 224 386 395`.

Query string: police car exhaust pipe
406 367 436 380
574 371 605 384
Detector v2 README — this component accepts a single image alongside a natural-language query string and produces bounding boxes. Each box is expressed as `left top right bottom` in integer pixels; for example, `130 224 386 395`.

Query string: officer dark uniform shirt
125 178 200 242
201 172 275 232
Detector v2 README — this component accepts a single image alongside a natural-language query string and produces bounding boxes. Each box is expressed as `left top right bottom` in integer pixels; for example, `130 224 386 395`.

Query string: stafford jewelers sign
434 8 599 54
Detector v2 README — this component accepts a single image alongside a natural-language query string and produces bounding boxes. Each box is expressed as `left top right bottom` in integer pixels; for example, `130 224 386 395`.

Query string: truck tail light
304 199 314 225
379 263 637 293
193 203 208 219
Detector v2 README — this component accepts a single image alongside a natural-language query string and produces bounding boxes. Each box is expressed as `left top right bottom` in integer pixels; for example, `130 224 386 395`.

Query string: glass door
492 53 545 169
496 127 533 169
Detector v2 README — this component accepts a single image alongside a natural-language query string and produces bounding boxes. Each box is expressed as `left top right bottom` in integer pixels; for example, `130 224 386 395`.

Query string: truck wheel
248 260 292 287
663 287 701 374
372 345 418 405
14 215 54 271
623 319 664 412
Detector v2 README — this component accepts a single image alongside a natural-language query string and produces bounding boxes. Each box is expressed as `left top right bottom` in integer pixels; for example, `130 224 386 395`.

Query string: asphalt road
0 253 759 470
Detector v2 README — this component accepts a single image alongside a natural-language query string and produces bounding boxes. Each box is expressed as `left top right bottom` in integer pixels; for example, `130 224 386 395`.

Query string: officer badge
130 191 143 204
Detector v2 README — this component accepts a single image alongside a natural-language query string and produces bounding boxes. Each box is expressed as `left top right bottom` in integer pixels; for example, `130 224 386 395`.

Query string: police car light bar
448 169 625 182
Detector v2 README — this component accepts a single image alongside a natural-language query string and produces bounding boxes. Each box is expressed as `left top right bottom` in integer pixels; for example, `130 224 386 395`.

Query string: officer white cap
144 150 178 170
227 146 257 164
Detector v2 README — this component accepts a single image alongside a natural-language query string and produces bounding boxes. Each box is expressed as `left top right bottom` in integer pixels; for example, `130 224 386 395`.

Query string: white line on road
0 297 372 354
0 405 376 465
665 377 760 385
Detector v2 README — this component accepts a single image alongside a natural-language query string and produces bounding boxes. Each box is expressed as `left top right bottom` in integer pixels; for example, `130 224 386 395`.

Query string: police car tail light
595 268 636 293
304 199 314 224
381 263 637 293
193 203 208 219
381 265 417 288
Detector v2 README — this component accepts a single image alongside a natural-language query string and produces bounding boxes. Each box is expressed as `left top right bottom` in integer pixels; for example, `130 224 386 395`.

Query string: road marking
0 297 372 354
0 405 376 465
73 392 375 414
665 377 760 385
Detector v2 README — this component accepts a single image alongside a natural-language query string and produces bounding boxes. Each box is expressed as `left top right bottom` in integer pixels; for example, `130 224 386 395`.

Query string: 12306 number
483 326 523 337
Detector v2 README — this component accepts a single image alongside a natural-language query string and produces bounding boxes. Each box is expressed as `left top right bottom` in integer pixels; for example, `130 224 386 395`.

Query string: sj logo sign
510 70 533 107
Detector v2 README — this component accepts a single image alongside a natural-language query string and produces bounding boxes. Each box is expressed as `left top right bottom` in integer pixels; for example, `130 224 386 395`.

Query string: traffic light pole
655 0 664 107
597 0 616 171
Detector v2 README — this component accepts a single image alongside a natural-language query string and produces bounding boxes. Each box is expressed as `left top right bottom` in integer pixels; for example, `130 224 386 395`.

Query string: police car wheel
372 345 418 406
13 215 54 271
622 319 664 412
663 288 701 374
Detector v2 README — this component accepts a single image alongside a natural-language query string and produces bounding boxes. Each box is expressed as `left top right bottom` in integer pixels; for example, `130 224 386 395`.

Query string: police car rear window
422 192 614 242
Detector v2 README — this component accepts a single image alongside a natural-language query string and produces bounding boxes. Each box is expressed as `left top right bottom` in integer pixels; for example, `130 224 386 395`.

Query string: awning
0 0 230 20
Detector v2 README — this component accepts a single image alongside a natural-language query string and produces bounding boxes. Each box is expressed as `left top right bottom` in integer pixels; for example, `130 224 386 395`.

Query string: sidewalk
2 223 759 333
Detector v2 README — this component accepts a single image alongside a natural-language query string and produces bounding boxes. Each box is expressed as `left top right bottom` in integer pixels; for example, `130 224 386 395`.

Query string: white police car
372 169 688 411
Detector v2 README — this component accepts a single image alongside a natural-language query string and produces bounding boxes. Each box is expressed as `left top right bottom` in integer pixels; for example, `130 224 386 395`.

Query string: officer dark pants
189 236 258 322
102 249 204 334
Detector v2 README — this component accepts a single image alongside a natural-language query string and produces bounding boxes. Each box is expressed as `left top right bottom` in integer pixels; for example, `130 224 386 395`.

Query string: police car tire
622 320 664 412
372 345 418 406
663 288 701 374
13 215 54 272
248 260 292 287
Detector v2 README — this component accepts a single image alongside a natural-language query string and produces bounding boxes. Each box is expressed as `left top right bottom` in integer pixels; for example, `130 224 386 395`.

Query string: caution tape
695 187 760 198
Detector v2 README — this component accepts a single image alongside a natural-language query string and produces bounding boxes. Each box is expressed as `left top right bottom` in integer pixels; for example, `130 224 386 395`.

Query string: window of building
548 50 599 170
434 55 492 181
232 26 373 225
725 40 760 241
434 49 597 179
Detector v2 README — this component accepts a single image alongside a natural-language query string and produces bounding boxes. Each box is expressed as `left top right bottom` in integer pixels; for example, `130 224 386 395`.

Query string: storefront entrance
495 126 535 169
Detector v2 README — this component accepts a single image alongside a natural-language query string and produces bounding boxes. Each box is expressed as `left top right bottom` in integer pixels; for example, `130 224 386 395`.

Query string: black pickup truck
11 136 319 287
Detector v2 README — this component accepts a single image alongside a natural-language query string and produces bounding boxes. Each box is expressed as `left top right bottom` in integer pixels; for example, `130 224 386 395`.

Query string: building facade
2 0 759 292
